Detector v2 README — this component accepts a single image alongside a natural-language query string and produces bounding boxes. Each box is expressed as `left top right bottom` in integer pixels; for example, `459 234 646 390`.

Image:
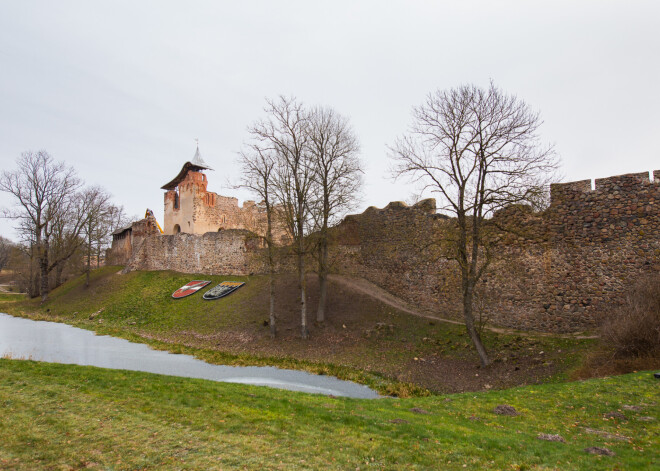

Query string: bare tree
50 189 99 287
14 220 40 296
80 186 112 287
96 204 129 267
251 96 315 339
391 82 559 366
0 236 12 271
307 106 362 323
0 151 83 301
238 146 278 338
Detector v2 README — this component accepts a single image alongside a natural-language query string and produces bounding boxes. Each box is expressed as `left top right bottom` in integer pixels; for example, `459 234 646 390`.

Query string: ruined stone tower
161 146 280 237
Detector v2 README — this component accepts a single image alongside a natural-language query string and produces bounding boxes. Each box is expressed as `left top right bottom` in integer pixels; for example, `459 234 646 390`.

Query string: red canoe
171 280 211 299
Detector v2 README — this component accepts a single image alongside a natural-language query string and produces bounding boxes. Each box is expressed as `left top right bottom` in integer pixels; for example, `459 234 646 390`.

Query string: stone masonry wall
328 171 660 333
106 231 132 266
124 229 265 276
107 217 161 266
116 169 659 333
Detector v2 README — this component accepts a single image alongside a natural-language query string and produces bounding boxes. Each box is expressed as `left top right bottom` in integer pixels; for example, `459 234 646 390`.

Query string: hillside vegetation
0 359 658 470
0 267 595 395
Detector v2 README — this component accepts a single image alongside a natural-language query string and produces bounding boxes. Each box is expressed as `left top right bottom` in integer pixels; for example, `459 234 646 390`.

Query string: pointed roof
191 145 212 169
161 146 214 190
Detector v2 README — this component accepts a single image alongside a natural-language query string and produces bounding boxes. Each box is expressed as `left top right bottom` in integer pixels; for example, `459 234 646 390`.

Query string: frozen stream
0 313 379 399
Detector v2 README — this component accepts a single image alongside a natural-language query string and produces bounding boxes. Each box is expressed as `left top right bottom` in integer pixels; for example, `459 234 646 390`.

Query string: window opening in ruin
174 190 180 209
173 224 181 234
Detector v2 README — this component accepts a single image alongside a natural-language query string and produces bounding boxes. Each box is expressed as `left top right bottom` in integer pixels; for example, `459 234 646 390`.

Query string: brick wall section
329 171 660 332
123 229 266 275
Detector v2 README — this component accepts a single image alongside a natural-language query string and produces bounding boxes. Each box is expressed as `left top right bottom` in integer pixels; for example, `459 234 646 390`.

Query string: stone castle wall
328 170 660 332
113 169 659 333
107 217 161 266
124 230 266 275
106 230 132 266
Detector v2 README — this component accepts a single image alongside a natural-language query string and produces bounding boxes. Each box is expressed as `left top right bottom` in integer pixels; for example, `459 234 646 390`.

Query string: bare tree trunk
463 279 490 366
459 213 490 367
316 237 328 323
269 269 276 338
28 242 38 298
266 213 276 338
86 233 91 288
39 238 49 302
55 263 64 288
31 273 39 298
298 227 308 339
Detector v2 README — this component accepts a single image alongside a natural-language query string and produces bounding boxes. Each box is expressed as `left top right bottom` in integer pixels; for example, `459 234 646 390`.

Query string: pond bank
0 313 379 399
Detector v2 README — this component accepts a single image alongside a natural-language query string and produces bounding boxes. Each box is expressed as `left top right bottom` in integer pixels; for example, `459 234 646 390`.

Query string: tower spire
191 140 211 169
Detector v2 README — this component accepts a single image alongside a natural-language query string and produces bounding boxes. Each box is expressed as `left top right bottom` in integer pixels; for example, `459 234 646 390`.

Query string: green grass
0 359 657 470
0 267 595 396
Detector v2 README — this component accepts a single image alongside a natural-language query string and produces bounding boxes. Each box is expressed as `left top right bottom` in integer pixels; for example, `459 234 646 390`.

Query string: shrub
601 274 660 359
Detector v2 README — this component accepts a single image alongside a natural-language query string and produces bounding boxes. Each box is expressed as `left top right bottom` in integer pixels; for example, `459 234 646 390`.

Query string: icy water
0 313 379 399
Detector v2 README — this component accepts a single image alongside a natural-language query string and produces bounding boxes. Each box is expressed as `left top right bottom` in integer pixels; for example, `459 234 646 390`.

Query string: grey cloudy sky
1 0 658 241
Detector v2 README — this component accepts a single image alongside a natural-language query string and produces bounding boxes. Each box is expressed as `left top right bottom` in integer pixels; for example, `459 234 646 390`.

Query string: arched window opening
174 191 180 210
173 224 181 234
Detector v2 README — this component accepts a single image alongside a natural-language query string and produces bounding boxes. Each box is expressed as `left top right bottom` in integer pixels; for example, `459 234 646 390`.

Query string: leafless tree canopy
307 105 362 322
240 97 363 335
0 151 83 300
391 82 558 218
307 106 362 228
391 82 559 366
245 96 315 338
1 150 126 299
239 135 278 338
80 186 113 286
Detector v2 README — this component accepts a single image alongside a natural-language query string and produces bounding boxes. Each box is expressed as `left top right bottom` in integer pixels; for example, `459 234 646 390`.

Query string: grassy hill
0 268 658 469
0 359 657 470
0 266 595 396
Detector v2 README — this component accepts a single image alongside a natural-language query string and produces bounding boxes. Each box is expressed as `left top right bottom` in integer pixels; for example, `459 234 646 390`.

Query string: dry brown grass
0 269 15 284
601 274 660 359
1 351 33 360
573 273 660 380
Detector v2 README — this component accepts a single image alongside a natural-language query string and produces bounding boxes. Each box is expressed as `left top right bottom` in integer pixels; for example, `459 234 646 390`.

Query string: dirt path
328 274 598 339
328 274 463 325
0 284 24 295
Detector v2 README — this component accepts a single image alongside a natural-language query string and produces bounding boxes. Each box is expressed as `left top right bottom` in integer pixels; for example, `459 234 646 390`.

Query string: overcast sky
1 0 658 241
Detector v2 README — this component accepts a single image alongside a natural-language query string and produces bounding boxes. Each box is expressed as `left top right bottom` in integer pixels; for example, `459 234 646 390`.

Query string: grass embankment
0 267 595 395
0 359 658 470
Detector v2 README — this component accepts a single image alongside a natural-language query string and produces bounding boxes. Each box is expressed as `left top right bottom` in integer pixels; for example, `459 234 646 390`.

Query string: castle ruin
161 147 270 236
108 159 660 333
107 147 285 269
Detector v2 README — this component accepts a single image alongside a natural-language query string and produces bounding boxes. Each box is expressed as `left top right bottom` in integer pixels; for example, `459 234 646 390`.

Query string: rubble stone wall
112 170 659 333
124 229 265 276
328 171 660 332
105 231 132 266
107 217 161 266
